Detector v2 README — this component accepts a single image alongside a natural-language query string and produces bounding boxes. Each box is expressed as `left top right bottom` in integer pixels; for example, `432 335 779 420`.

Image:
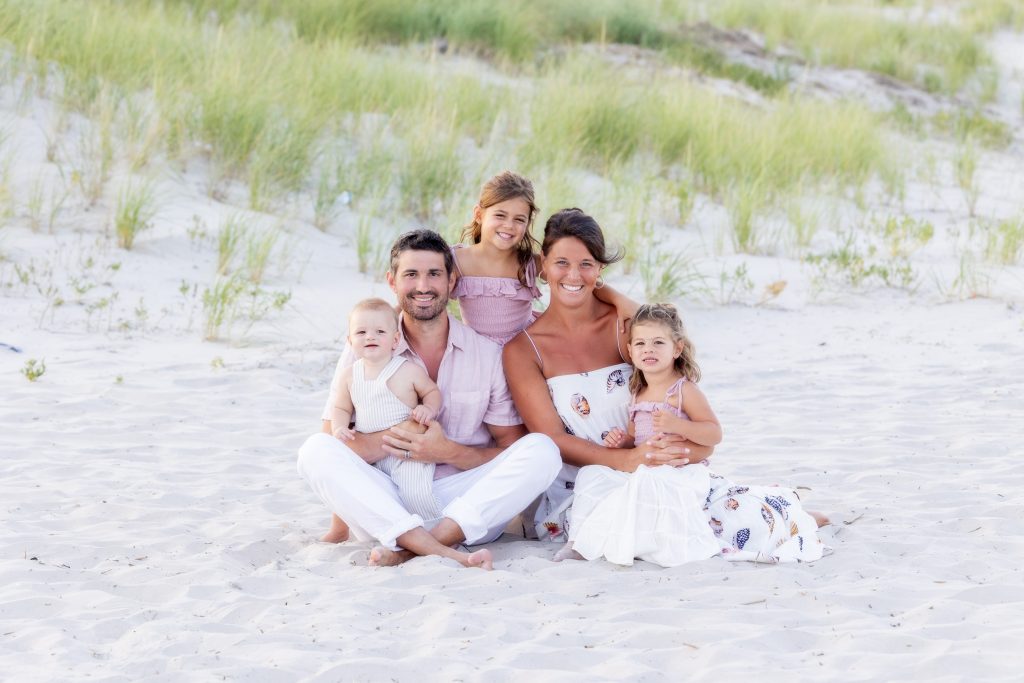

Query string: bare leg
809 510 830 528
321 514 350 543
368 517 492 569
369 526 492 570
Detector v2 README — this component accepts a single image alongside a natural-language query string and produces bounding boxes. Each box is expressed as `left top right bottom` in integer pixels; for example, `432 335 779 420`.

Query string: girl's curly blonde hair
628 302 701 397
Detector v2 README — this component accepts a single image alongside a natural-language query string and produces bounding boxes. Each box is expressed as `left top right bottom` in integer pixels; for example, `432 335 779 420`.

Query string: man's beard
401 291 447 321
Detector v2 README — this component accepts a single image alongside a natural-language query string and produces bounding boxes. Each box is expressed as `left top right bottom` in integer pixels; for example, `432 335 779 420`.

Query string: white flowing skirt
568 464 721 567
569 464 825 567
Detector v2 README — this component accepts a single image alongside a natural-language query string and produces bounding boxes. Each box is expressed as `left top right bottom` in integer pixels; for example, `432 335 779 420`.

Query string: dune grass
1 0 913 257
708 0 986 93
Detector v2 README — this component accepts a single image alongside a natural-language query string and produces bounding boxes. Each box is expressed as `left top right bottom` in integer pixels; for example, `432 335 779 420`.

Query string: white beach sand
3 28 1024 683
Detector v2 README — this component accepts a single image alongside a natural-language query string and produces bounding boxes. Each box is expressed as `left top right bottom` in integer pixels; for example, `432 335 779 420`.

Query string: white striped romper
351 356 442 522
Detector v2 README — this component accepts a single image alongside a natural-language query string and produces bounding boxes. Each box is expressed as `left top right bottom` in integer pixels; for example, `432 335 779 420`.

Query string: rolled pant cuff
379 514 424 551
443 497 487 545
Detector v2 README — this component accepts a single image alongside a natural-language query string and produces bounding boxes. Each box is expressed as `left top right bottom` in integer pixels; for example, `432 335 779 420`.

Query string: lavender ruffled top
451 245 542 345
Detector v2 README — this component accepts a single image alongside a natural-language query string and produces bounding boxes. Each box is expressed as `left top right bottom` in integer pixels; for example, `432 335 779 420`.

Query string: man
297 229 560 569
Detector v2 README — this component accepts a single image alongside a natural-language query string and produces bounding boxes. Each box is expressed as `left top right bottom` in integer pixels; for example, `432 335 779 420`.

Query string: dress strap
666 377 686 409
521 330 544 371
374 356 407 383
614 315 628 364
450 245 466 278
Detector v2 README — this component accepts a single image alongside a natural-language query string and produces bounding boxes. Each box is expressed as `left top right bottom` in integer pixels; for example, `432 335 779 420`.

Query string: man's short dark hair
389 229 454 276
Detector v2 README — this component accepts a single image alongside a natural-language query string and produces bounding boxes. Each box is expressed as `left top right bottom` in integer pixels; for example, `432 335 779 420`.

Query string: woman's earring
595 276 605 289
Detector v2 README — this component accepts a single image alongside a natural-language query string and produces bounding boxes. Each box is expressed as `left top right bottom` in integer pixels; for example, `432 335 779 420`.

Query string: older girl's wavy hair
628 302 701 397
461 171 539 286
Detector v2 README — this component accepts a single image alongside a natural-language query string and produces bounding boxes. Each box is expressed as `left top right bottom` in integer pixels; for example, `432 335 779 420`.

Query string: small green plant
984 215 1024 264
114 182 157 250
244 228 279 284
955 141 980 218
202 273 291 340
716 263 755 304
879 215 934 257
640 249 706 302
202 274 246 340
217 214 247 275
21 358 46 382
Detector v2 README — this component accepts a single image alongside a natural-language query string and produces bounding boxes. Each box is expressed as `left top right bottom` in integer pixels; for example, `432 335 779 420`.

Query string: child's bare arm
409 365 442 424
651 383 722 446
330 368 356 440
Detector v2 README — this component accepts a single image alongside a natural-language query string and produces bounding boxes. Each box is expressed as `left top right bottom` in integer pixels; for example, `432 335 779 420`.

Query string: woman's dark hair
389 229 454 276
541 208 623 265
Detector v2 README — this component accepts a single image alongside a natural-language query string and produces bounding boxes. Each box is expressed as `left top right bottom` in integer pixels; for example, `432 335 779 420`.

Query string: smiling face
475 196 532 252
387 249 454 321
629 321 683 375
348 308 400 363
542 237 603 307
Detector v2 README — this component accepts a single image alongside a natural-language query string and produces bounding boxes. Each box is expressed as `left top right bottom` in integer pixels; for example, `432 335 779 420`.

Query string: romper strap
375 356 407 383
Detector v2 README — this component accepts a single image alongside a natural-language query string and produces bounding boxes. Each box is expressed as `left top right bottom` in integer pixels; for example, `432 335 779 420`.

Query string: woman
503 208 710 542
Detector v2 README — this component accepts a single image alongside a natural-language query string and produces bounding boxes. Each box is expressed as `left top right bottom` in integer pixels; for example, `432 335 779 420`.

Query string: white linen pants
297 432 561 550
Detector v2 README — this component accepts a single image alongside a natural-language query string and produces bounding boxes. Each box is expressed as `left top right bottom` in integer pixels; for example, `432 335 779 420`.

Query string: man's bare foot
465 549 493 570
810 510 830 528
368 546 414 567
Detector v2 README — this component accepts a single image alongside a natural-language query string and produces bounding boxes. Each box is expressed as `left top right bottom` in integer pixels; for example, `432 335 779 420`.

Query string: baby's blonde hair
628 303 700 397
349 297 398 328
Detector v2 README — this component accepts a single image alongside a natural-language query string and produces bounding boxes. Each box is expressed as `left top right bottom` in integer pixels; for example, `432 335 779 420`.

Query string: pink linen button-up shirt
321 314 522 478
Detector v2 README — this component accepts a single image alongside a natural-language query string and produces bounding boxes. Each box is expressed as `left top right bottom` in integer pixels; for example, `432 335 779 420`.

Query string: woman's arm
503 336 650 472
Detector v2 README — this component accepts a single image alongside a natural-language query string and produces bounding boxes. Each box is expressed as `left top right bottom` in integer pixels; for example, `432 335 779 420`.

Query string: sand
3 28 1024 683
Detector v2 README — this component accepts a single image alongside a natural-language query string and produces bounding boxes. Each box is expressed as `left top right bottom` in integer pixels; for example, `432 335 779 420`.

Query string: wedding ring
404 450 412 460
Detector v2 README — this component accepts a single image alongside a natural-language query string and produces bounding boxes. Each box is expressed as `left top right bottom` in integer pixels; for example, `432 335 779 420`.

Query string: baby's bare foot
810 510 830 528
466 549 493 570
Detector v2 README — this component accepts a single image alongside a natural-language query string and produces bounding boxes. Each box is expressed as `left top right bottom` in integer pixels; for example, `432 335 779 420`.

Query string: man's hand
383 421 452 464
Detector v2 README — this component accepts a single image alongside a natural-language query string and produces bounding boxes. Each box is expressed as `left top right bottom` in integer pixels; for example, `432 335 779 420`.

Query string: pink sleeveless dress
450 245 542 345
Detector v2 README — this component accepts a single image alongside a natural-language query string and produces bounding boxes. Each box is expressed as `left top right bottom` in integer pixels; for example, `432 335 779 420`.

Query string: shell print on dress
725 498 739 511
760 504 775 533
765 495 792 520
734 528 750 550
600 430 610 442
570 393 591 417
605 369 625 393
708 517 724 537
727 486 749 496
559 416 575 436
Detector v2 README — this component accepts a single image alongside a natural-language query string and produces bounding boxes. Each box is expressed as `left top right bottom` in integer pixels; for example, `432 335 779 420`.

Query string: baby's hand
603 427 629 449
333 426 356 441
411 404 437 425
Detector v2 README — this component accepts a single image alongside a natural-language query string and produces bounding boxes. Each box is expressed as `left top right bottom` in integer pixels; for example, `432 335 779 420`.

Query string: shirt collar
396 312 466 357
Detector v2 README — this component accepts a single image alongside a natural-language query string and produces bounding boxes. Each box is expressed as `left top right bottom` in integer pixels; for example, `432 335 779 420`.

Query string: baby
329 297 443 526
